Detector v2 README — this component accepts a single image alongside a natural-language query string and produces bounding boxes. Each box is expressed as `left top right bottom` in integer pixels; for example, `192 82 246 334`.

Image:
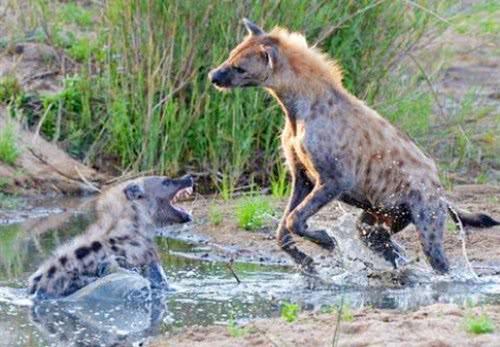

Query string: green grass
280 301 300 323
236 197 274 231
270 164 291 198
319 302 354 321
0 76 22 104
227 318 250 337
464 313 495 335
0 192 23 209
451 0 500 36
208 206 223 226
58 3 93 28
0 122 20 166
3 0 443 193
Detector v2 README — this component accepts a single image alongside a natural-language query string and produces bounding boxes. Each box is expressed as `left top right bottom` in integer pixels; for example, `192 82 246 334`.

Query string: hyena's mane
267 27 344 87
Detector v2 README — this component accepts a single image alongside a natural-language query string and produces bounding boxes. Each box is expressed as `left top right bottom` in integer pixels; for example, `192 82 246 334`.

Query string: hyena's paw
299 254 317 275
383 242 408 270
305 229 337 251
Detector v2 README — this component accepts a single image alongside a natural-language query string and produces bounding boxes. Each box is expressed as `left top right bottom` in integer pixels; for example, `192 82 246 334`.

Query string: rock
31 271 167 346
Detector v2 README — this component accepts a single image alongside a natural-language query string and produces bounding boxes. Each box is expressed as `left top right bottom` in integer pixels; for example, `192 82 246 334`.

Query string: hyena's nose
209 68 229 87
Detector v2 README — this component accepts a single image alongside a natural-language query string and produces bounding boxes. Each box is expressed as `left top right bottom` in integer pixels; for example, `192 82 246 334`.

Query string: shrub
465 313 495 334
0 122 20 166
280 301 300 323
236 197 273 231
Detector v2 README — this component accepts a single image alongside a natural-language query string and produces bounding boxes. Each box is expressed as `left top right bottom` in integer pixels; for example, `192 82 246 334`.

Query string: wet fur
28 177 188 299
210 21 500 273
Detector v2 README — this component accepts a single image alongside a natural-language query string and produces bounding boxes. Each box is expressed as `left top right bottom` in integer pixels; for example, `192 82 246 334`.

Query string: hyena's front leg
143 261 169 290
276 167 316 270
286 181 340 250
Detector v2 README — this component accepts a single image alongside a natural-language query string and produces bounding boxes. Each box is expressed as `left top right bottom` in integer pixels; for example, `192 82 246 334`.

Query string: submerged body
29 175 193 299
209 19 500 273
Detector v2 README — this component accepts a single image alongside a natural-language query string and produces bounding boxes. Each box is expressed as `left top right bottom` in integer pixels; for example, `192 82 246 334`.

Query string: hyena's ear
242 18 265 36
260 44 278 69
124 183 145 200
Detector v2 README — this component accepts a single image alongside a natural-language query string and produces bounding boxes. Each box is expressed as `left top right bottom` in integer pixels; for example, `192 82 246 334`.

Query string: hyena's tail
448 205 500 228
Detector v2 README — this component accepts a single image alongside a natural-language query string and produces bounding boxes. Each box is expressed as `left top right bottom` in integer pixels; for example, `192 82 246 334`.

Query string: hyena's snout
208 67 233 88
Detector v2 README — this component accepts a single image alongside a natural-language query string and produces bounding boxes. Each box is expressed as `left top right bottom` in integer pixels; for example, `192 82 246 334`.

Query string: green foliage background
4 0 445 192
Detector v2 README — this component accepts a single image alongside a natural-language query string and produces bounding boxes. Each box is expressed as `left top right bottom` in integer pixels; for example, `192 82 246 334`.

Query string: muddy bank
170 184 500 277
153 303 500 347
0 41 107 195
148 185 500 346
0 111 106 194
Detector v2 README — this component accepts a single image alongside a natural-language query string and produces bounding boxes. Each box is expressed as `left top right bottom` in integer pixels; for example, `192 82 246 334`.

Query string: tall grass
8 0 438 193
0 121 20 166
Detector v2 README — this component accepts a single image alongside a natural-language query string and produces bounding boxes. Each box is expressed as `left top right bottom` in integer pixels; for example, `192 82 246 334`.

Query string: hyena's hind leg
411 199 450 273
356 210 409 269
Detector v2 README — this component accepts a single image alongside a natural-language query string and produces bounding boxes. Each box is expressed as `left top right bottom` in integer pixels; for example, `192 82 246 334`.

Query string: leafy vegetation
0 121 20 166
1 0 447 194
236 197 274 231
0 75 22 104
0 193 24 210
227 318 250 337
270 165 291 198
319 302 354 321
208 205 223 226
280 301 300 323
464 313 495 334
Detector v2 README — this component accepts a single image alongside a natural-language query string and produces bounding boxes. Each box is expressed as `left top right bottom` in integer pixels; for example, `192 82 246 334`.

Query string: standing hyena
209 19 500 274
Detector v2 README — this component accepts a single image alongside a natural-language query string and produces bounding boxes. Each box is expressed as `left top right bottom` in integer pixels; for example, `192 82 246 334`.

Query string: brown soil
152 303 500 347
0 42 107 194
0 110 107 194
152 185 500 347
184 184 500 267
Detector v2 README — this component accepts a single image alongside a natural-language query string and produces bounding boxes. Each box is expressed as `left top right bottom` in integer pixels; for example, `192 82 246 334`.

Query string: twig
23 69 59 83
74 165 101 193
408 52 445 118
313 0 387 47
33 103 54 140
103 169 156 185
332 294 344 347
403 0 450 24
27 147 101 190
226 259 241 284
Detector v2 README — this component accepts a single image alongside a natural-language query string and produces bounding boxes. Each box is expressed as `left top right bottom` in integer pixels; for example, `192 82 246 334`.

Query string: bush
0 122 20 166
280 301 300 323
236 197 273 231
19 0 438 192
465 313 495 334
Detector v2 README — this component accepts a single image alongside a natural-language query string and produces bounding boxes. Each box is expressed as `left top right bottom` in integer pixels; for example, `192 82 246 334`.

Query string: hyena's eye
233 66 246 74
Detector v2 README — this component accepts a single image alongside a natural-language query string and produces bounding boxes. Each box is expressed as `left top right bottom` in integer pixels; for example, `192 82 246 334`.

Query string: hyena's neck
98 203 152 238
269 84 347 128
271 89 312 123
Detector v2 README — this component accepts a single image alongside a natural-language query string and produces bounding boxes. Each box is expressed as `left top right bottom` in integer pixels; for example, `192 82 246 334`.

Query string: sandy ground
152 303 500 347
149 184 500 347
180 184 500 269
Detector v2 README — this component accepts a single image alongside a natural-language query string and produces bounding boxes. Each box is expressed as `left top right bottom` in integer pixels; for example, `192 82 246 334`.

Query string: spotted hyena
29 175 194 299
209 19 500 273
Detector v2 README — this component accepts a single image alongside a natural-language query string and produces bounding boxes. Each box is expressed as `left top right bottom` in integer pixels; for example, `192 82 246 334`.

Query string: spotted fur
209 19 499 273
29 175 193 299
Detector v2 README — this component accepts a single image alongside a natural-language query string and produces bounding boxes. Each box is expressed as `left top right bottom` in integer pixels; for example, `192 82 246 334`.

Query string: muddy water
0 197 500 347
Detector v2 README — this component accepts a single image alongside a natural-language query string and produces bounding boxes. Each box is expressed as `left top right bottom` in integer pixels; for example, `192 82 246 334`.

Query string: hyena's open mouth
171 184 194 217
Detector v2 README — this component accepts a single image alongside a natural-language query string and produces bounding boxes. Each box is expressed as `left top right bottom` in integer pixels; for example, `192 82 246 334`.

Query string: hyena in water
29 175 193 299
209 19 500 273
